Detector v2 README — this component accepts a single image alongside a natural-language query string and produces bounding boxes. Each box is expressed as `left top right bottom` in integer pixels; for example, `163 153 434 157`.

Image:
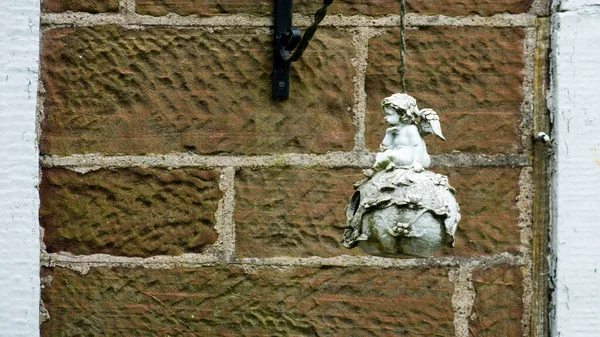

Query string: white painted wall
0 0 41 336
551 1 600 336
0 0 597 335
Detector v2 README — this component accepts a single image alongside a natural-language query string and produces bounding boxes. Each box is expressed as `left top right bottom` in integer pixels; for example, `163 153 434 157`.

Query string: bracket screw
535 132 550 143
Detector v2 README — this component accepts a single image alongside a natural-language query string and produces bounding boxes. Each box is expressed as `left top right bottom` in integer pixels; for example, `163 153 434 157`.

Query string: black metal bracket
272 0 334 100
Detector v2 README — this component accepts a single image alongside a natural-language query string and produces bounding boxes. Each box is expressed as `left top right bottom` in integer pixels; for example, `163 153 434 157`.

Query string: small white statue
342 93 460 258
369 93 444 174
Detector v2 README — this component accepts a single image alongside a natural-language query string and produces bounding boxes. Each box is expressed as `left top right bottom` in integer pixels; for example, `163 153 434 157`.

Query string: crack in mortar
39 12 537 29
449 266 475 337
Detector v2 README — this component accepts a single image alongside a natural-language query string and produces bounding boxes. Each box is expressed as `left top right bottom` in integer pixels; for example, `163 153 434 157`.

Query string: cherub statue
342 93 459 258
370 93 445 174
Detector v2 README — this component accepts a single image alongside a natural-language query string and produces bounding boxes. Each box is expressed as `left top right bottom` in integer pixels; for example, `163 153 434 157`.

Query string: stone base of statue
342 167 460 258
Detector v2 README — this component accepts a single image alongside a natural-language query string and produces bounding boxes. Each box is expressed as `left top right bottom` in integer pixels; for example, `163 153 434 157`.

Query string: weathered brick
136 0 532 17
42 0 119 13
435 167 521 257
136 0 272 16
470 265 524 336
235 168 366 258
41 266 455 336
40 27 355 155
366 27 525 154
406 0 533 16
135 0 401 16
40 168 222 257
235 167 520 258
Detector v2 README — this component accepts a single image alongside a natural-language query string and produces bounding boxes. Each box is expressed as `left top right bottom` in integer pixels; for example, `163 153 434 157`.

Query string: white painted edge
0 0 41 336
559 0 600 12
550 6 600 337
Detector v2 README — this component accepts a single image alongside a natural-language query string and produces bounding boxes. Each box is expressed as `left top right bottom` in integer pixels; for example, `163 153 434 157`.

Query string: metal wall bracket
272 0 334 100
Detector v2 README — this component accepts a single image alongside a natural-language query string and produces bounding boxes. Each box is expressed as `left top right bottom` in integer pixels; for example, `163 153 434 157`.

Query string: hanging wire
398 0 406 93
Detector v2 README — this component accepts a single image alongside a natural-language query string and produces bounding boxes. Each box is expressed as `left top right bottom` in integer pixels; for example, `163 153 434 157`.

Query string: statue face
383 106 401 125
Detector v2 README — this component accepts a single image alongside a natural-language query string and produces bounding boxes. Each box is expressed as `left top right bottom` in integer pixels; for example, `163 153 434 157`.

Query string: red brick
43 0 119 13
366 27 525 154
40 168 222 257
235 168 366 258
41 266 455 336
435 167 522 257
40 27 355 155
136 0 532 17
135 0 401 16
235 167 521 258
470 266 524 336
406 0 533 16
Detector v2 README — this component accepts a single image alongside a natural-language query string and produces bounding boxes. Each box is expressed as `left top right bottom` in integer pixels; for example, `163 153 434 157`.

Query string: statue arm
379 127 398 151
407 125 425 171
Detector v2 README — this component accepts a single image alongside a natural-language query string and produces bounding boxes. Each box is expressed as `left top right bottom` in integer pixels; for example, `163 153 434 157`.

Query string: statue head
381 93 419 125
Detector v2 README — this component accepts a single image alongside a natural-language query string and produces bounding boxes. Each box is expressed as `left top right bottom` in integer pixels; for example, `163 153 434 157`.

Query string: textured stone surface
406 0 533 16
235 168 366 258
40 27 355 155
235 167 520 258
40 168 222 257
366 27 525 154
135 0 402 16
434 167 521 257
470 266 524 336
42 0 119 13
41 266 455 336
136 0 532 17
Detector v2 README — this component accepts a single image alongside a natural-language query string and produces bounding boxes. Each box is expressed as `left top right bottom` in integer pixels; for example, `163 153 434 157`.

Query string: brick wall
38 0 549 335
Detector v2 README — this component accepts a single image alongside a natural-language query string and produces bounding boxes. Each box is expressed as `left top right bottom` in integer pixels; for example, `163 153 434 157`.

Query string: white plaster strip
550 6 600 337
209 167 237 262
520 27 537 156
40 152 530 172
40 12 537 28
42 251 524 272
350 28 370 151
448 266 475 337
0 0 40 335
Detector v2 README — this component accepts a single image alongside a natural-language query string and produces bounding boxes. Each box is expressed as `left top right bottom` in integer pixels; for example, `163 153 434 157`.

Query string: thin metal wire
399 0 406 93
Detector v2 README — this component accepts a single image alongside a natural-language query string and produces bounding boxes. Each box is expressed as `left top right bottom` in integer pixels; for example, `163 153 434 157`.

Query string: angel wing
417 108 446 141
